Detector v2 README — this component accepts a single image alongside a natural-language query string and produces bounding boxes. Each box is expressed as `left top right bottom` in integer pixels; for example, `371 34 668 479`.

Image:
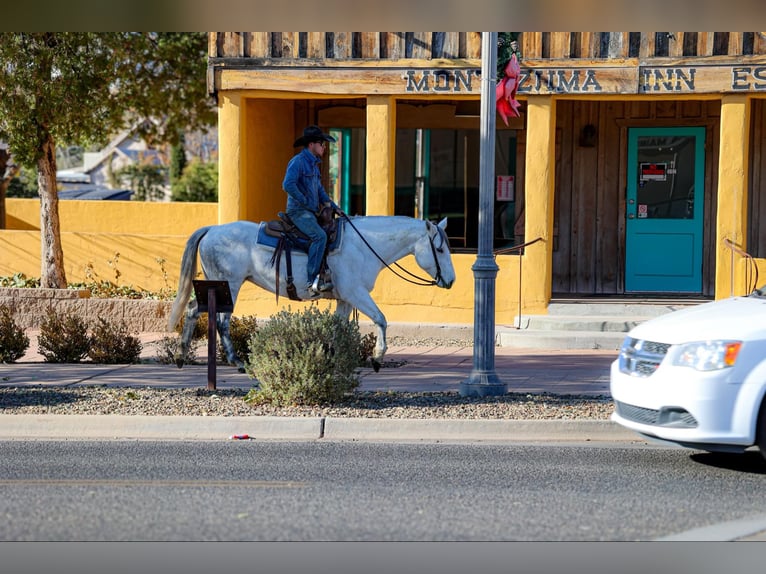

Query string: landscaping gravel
0 387 613 420
1 333 614 420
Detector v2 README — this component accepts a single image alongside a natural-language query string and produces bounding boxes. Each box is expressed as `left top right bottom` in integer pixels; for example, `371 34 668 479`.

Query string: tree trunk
0 148 10 230
38 133 67 288
0 177 6 230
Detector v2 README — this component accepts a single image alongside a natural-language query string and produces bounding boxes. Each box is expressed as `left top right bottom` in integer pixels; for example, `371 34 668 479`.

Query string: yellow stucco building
3 32 766 328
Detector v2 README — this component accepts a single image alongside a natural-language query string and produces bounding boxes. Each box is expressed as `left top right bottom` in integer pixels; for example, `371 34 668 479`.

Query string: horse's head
415 217 456 289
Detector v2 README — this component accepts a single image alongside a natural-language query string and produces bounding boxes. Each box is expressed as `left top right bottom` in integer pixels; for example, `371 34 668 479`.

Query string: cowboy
283 125 342 296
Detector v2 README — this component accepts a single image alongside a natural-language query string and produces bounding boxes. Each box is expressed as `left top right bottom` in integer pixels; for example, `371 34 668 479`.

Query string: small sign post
192 280 234 390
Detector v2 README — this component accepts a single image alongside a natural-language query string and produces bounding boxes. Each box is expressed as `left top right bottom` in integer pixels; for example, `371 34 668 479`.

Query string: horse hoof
175 358 184 369
372 359 381 373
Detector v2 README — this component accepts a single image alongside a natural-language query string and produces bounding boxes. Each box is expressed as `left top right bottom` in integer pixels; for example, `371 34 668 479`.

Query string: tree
0 146 19 229
169 132 187 184
0 33 215 287
170 159 218 202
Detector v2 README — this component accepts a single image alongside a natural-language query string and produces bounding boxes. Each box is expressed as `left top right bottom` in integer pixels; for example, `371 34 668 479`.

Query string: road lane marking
655 513 766 541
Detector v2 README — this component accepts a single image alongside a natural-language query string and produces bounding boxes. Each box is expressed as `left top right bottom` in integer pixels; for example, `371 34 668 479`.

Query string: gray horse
168 215 456 369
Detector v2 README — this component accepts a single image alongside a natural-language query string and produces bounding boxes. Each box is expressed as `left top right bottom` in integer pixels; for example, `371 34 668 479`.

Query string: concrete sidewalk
1 334 635 442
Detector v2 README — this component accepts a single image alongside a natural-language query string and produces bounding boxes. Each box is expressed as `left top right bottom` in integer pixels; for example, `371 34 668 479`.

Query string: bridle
340 214 449 287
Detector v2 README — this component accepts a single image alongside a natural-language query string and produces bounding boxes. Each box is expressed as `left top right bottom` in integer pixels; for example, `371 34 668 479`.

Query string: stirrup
312 275 333 292
306 281 321 299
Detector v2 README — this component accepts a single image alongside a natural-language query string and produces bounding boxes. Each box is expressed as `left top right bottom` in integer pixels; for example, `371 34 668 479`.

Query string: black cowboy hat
293 125 337 147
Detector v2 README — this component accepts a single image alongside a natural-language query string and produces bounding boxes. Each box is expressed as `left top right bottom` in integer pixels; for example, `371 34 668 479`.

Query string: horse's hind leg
216 311 244 371
176 299 200 369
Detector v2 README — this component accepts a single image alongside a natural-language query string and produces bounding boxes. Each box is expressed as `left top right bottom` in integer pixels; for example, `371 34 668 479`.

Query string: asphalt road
2 439 766 542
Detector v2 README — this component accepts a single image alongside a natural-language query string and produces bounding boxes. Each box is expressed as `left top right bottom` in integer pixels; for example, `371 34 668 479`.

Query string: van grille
615 401 698 428
618 337 671 377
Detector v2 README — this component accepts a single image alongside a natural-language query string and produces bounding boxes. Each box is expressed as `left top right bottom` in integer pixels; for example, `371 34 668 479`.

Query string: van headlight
672 340 742 371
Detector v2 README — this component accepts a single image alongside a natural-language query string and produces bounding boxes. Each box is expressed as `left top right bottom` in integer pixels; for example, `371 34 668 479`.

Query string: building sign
640 163 667 182
640 65 766 93
403 69 480 92
219 63 766 96
403 67 633 94
496 175 514 201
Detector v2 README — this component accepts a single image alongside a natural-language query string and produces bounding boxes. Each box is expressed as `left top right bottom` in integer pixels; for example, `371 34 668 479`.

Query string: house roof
58 187 134 200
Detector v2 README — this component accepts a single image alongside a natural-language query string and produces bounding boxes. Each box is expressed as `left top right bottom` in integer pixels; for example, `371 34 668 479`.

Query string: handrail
493 237 544 330
723 238 759 296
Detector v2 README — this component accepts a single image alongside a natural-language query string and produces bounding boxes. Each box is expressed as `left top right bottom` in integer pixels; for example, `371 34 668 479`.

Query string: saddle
265 206 339 302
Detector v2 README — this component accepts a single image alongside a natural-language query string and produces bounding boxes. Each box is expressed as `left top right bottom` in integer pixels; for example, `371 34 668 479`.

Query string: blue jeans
287 208 327 283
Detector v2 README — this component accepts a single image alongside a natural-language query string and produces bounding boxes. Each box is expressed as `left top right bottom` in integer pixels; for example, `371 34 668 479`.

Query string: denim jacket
282 148 334 215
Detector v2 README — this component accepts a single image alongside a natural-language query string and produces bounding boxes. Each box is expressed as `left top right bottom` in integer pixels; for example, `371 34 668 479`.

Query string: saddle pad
256 219 343 253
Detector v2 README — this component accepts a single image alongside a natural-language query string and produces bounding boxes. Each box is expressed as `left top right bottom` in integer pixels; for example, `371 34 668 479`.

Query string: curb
0 415 640 443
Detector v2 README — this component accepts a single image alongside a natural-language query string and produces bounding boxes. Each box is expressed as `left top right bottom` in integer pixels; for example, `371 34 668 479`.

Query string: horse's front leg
216 312 244 371
176 299 199 369
337 295 387 371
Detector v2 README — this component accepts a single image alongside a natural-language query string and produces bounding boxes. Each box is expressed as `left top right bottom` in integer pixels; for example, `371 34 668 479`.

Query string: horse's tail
168 226 212 331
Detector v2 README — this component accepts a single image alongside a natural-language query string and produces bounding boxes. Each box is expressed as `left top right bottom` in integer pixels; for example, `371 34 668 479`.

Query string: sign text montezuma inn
402 65 766 94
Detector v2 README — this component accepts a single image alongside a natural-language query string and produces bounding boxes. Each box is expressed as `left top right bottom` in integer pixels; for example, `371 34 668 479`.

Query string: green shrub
0 304 29 363
176 312 208 341
170 159 218 202
217 315 259 364
88 317 142 364
154 335 200 365
37 310 90 363
359 332 377 366
243 307 362 406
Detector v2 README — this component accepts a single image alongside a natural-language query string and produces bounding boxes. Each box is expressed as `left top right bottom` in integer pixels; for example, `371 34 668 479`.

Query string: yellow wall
244 98 296 222
520 96 556 314
1 199 216 293
715 94 751 299
1 199 530 326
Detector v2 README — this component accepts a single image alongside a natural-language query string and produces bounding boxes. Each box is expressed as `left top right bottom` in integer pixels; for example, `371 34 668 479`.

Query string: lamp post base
459 371 506 397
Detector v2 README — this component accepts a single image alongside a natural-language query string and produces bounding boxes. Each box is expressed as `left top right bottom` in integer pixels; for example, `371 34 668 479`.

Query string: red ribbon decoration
495 52 522 126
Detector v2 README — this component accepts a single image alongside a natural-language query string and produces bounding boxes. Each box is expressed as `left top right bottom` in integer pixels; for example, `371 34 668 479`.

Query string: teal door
625 127 705 293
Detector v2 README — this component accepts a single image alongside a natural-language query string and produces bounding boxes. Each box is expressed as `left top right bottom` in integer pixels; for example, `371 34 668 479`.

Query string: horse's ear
438 217 448 230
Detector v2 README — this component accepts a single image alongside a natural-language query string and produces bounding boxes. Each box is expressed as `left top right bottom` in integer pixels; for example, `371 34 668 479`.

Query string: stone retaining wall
0 288 173 333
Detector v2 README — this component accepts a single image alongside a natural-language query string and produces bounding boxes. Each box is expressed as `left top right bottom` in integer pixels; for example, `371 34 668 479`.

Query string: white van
610 288 766 460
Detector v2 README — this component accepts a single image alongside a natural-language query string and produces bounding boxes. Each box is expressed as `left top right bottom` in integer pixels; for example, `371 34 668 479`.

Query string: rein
339 213 445 287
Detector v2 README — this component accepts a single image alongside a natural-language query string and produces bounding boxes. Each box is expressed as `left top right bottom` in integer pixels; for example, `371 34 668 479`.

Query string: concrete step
547 301 700 318
520 314 646 333
498 300 708 351
496 328 626 351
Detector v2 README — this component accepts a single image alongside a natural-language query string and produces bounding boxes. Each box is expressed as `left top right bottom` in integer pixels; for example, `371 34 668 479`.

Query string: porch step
496 300 705 351
495 328 628 351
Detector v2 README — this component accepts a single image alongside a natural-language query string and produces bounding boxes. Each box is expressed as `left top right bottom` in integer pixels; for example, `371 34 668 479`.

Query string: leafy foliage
0 304 29 363
169 135 187 183
0 32 215 286
87 317 142 364
216 315 259 364
5 166 38 198
0 33 215 166
112 163 168 201
170 159 218 202
0 272 40 288
154 335 199 366
37 310 90 363
243 307 362 406
497 32 521 77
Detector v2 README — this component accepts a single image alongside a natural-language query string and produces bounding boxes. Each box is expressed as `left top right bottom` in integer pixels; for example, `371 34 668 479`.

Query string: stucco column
715 94 751 298
523 95 557 312
217 91 243 224
365 96 396 215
